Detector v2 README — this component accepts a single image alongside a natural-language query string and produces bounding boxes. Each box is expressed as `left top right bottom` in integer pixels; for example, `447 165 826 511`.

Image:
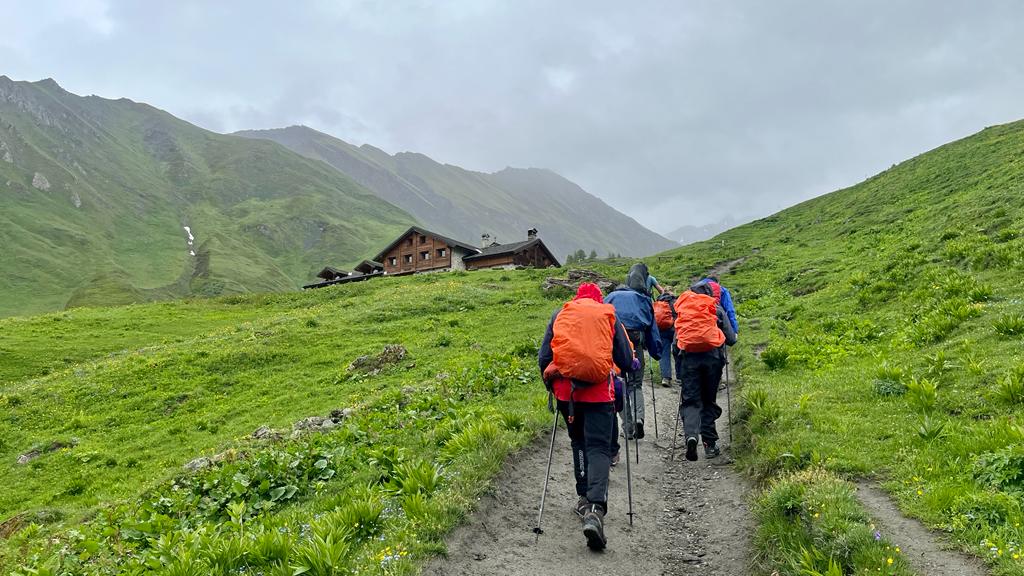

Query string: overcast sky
3 1 1024 234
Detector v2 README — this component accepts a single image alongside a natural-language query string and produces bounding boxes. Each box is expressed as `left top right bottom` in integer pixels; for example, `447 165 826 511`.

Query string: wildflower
874 530 882 541
887 557 894 565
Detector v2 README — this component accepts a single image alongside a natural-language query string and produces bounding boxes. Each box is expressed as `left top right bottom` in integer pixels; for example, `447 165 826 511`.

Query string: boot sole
583 523 607 550
685 438 698 461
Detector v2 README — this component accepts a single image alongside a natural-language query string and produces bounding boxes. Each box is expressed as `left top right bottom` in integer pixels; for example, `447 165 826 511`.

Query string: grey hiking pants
557 400 615 512
621 329 646 437
677 351 725 445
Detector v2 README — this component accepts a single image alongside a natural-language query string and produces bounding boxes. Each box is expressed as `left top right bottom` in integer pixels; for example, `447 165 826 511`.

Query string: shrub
993 314 1024 337
993 365 1024 406
973 445 1024 492
761 344 789 370
873 362 907 396
386 460 443 496
917 415 947 442
906 377 938 414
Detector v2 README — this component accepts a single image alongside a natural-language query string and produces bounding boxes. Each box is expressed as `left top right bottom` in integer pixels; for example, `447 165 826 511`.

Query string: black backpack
625 262 650 296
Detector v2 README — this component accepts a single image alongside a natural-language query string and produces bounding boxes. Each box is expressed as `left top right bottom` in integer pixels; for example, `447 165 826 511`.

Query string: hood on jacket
575 282 604 303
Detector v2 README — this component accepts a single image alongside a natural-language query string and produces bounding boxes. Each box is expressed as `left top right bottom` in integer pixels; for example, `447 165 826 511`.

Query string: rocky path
424 367 754 575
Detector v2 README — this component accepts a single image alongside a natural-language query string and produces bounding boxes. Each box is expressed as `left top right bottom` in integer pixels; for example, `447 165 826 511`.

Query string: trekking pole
648 359 659 438
621 395 635 526
725 349 733 445
670 382 683 461
533 393 559 542
631 381 640 464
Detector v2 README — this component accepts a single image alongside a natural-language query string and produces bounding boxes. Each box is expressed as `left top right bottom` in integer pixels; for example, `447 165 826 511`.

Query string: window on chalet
389 257 397 266
419 235 427 244
407 238 413 246
420 251 430 261
437 248 447 258
404 254 413 264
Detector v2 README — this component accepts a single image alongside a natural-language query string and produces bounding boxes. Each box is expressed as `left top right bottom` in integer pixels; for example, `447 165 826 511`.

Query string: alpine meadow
3 114 1024 575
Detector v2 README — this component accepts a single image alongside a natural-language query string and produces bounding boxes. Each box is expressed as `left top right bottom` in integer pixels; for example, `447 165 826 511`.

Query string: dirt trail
705 257 747 282
855 484 988 576
424 367 754 575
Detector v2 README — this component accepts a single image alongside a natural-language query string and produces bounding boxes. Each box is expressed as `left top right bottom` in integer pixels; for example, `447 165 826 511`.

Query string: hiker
674 279 737 461
701 275 739 334
538 282 635 550
625 261 665 296
605 280 662 440
653 291 677 386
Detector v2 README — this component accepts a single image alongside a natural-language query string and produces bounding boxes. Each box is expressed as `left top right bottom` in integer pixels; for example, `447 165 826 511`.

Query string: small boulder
348 344 408 375
32 172 50 191
184 456 212 472
251 426 284 441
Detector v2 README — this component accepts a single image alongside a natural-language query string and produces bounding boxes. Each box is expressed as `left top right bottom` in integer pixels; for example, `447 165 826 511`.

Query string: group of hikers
537 262 738 550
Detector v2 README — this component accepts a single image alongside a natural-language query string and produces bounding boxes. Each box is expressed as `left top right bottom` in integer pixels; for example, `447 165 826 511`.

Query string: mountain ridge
234 125 677 258
0 77 415 317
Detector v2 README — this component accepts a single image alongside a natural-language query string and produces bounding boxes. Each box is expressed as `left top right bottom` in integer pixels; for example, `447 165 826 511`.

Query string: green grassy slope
0 77 415 318
235 126 678 259
637 119 1024 575
1 269 556 574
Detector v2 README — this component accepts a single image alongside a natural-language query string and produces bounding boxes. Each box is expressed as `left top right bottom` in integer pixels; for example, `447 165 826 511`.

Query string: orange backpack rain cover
653 300 673 330
674 291 725 353
551 298 617 384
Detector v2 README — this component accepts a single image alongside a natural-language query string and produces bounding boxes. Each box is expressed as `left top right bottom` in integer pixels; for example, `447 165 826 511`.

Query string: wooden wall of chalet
381 232 456 275
467 244 554 270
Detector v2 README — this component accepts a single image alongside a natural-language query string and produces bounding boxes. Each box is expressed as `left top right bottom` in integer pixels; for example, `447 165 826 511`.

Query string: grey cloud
4 0 1024 232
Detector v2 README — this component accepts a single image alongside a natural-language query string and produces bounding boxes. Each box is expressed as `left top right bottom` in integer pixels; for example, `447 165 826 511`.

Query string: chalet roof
303 271 383 289
353 260 383 274
373 226 480 262
463 237 561 266
317 266 350 279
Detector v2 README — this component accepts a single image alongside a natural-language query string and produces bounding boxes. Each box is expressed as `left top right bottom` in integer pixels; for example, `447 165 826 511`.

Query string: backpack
674 290 725 353
551 298 617 384
625 263 650 296
653 300 674 330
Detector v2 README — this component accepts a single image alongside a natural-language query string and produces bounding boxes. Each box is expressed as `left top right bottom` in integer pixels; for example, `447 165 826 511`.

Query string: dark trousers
622 329 645 436
658 328 675 380
676 351 725 445
557 400 615 511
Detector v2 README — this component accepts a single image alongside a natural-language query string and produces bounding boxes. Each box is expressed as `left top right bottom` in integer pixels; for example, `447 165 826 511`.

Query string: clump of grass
761 344 789 370
906 377 938 414
993 313 1024 337
754 468 914 575
917 415 947 442
993 365 1024 406
873 362 907 396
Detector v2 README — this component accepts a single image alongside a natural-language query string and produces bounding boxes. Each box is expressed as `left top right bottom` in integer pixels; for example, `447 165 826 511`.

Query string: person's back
605 285 661 439
674 280 737 461
537 282 633 550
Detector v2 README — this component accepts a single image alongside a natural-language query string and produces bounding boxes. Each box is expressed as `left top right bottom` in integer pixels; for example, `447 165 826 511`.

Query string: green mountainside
636 119 1024 574
235 125 678 259
0 77 415 317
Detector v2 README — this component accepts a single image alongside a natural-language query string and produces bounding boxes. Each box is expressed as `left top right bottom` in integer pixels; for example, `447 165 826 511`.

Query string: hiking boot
575 496 590 518
610 451 620 467
704 442 721 459
635 421 645 439
661 377 672 388
582 505 607 550
685 436 699 462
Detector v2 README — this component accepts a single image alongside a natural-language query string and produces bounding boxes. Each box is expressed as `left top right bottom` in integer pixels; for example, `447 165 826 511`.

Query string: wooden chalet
374 226 480 275
463 229 560 270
